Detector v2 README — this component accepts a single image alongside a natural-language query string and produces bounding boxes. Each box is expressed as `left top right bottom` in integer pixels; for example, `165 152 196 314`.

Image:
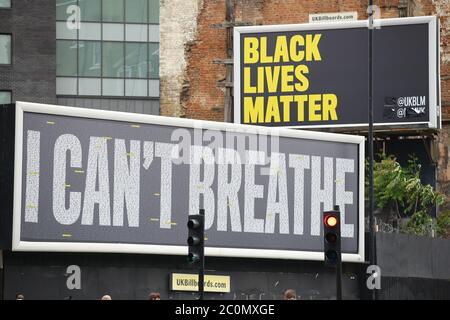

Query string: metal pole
199 209 205 300
336 260 342 300
368 0 377 301
224 0 234 122
334 205 342 300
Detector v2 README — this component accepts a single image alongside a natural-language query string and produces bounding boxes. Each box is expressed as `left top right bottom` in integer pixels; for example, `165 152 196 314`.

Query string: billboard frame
233 16 440 130
12 101 365 263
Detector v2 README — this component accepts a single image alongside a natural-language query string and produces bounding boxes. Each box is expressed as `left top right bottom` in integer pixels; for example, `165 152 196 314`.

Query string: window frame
56 0 160 98
0 0 12 9
56 0 159 25
0 90 12 104
0 33 12 65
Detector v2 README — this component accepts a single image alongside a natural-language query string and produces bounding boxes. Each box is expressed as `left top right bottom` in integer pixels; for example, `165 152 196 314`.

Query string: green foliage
437 211 450 238
402 211 433 236
367 153 445 237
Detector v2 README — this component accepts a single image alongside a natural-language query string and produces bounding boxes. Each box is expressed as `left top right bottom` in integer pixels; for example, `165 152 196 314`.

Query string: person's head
16 294 25 300
149 292 161 300
101 295 112 300
284 289 297 300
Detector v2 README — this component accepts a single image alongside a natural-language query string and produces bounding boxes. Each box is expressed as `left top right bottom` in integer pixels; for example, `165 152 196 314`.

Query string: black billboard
12 102 364 262
234 16 440 129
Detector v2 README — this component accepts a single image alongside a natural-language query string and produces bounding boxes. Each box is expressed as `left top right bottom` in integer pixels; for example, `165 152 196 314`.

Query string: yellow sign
171 273 231 293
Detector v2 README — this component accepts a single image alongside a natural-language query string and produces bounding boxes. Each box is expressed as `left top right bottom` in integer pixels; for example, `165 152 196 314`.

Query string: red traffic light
324 215 338 227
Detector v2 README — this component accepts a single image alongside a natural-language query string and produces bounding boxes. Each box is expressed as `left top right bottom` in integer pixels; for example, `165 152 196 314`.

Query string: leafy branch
366 153 445 236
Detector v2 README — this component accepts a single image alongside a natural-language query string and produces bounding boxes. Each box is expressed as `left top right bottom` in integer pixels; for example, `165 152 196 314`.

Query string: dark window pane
149 43 159 78
79 0 101 22
149 0 159 23
0 91 11 104
0 34 11 64
126 0 147 23
0 0 11 8
57 40 77 76
56 0 78 21
79 41 101 76
103 42 124 77
102 0 124 22
125 43 148 78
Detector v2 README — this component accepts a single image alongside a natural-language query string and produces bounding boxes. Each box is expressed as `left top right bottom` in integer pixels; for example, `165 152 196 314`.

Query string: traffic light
323 206 341 268
187 213 204 264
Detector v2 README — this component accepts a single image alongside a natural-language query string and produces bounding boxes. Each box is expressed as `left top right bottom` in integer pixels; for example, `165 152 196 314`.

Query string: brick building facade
160 0 450 209
0 0 56 105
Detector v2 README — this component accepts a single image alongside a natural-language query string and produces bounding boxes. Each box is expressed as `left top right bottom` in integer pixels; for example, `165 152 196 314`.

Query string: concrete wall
0 0 56 104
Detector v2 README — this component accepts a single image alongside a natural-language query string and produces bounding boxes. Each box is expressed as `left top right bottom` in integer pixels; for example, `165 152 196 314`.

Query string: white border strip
234 16 440 130
12 101 365 263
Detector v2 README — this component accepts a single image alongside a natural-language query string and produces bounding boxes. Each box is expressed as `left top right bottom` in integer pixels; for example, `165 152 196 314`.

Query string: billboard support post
335 204 343 301
368 1 377 301
336 251 342 300
199 208 205 300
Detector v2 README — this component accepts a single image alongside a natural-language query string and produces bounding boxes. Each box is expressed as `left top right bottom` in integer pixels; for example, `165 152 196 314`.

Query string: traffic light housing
187 213 204 264
323 207 341 268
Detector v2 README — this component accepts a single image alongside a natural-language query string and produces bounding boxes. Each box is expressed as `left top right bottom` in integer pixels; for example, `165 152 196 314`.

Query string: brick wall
409 0 450 208
183 0 226 121
0 0 56 104
160 0 449 119
161 0 449 120
160 0 203 117
437 125 450 210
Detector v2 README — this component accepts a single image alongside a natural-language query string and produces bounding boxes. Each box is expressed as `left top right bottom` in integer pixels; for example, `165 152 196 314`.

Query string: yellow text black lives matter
242 34 339 124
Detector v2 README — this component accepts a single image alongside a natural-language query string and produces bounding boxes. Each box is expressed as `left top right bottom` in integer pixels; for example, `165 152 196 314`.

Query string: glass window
102 0 124 22
148 43 159 78
103 78 124 96
103 23 124 41
0 91 11 104
57 77 77 95
56 40 78 76
0 0 11 8
103 42 124 77
56 0 77 21
79 78 101 95
0 34 11 64
148 25 159 42
126 24 147 42
56 0 160 98
148 79 159 97
126 0 147 23
126 79 147 97
79 0 101 22
56 21 77 40
125 43 147 78
79 41 101 77
79 23 101 40
149 0 159 24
